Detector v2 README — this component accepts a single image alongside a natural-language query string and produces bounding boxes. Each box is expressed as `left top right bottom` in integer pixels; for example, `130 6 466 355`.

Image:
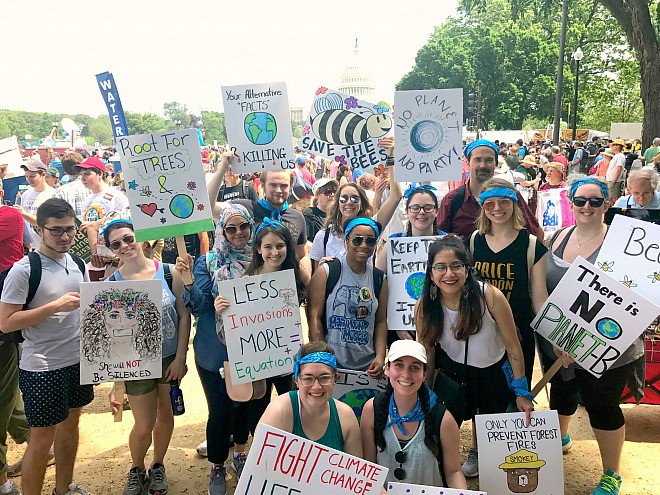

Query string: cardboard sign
595 214 660 305
333 368 388 421
300 87 392 173
237 424 388 495
386 236 444 331
388 482 485 495
222 82 295 173
116 129 214 242
393 89 463 182
475 411 562 495
221 269 303 385
0 136 25 178
79 280 163 385
68 218 91 263
531 257 659 378
537 188 575 240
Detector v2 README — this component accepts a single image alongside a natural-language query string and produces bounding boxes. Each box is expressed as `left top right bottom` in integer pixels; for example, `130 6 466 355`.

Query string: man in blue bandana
437 139 543 239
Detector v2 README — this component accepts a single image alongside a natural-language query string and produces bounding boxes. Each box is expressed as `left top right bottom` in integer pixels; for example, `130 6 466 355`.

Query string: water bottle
169 380 185 416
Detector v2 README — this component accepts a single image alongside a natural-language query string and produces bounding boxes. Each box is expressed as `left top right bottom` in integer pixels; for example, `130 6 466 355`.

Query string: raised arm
207 151 232 221
306 266 328 342
374 137 403 229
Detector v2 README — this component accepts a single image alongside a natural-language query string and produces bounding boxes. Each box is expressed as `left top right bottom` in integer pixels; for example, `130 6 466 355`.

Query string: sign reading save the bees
222 82 295 173
532 257 659 378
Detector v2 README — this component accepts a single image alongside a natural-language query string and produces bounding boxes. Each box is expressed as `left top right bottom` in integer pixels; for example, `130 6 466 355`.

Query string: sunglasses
320 187 337 196
42 225 77 237
482 198 513 211
109 234 135 251
572 196 605 208
339 194 360 204
350 236 377 247
224 222 251 235
394 450 407 480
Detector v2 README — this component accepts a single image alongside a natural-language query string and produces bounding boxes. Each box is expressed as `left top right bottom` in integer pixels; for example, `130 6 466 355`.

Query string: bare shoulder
259 391 295 432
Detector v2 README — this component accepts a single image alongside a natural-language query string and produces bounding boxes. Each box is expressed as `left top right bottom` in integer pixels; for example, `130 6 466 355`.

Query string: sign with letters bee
222 82 295 173
300 87 393 173
394 88 463 182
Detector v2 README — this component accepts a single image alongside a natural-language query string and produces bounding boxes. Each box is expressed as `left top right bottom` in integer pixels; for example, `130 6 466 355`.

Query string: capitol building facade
337 39 375 100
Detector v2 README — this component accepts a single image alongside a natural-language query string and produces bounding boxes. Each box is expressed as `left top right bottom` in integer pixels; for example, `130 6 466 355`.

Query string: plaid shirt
53 177 92 219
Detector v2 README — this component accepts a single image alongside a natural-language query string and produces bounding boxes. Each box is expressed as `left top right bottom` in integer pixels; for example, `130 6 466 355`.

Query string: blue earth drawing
244 112 277 145
339 389 380 422
405 272 426 300
595 318 622 340
410 120 444 153
169 194 194 219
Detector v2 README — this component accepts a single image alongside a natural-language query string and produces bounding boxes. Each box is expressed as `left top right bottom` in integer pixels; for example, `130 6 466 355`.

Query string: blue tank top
289 390 344 451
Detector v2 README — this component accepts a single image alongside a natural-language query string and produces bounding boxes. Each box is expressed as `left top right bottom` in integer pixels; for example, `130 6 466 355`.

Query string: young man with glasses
303 178 338 242
0 198 92 495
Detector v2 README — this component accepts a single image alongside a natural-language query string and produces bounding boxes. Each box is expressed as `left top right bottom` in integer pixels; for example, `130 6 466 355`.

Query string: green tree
201 111 226 144
124 112 167 135
87 115 114 145
163 101 189 128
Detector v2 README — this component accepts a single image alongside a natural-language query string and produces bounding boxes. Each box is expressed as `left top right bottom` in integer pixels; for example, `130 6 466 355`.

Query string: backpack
320 258 384 335
0 251 86 343
109 262 173 292
579 148 589 171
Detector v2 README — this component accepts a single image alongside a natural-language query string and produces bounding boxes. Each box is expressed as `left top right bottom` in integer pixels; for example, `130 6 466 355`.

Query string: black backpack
579 147 589 170
0 252 86 343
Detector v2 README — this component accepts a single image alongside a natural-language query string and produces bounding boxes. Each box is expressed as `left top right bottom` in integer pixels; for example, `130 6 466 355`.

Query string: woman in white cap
360 340 466 488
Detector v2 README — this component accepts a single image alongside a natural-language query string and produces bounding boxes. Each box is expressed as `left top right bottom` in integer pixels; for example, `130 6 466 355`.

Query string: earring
430 284 437 301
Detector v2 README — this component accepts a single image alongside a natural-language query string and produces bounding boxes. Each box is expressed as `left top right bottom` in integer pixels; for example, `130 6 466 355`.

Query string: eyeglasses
350 236 377 247
482 198 513 211
224 222 251 235
432 262 466 274
407 204 436 213
298 374 335 386
109 234 135 251
572 196 605 208
394 450 408 480
42 225 77 237
339 194 360 204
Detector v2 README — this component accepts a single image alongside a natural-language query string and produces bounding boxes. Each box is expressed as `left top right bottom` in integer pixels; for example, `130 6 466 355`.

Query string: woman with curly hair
360 340 466 488
103 219 190 495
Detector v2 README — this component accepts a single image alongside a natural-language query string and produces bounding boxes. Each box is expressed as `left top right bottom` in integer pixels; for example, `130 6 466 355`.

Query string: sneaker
197 440 208 457
561 433 573 453
8 446 55 477
123 467 149 495
148 463 168 495
591 470 622 495
0 481 19 495
232 452 247 480
461 447 479 477
208 465 227 495
52 483 93 495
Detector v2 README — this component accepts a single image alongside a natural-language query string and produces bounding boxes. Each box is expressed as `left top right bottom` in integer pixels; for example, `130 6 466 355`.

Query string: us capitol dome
338 39 375 100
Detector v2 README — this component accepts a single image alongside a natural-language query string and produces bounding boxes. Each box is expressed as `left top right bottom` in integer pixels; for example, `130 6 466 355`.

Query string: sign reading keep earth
222 82 294 173
116 129 214 242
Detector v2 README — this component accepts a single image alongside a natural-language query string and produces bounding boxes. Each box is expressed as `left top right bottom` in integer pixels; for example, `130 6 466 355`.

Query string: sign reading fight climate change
531 257 659 378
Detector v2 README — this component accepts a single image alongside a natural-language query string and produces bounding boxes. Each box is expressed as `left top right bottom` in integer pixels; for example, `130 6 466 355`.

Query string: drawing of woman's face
105 307 138 343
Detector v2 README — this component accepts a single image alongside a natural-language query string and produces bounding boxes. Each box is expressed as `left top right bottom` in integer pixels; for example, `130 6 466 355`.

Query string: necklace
39 252 69 275
575 225 604 249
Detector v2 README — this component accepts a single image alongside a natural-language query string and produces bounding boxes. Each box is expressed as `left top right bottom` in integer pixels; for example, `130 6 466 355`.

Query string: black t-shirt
232 199 307 246
303 206 326 242
624 151 639 172
217 180 259 202
471 229 548 328
585 143 600 165
161 232 204 264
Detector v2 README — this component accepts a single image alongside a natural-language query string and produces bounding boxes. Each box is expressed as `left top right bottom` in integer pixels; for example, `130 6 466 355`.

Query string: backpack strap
449 184 466 232
69 253 86 277
323 226 332 256
468 230 478 256
25 251 42 307
321 258 342 336
163 263 173 292
526 234 537 280
373 266 385 301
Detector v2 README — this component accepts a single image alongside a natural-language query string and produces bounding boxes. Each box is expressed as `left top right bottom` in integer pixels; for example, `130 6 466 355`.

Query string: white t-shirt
1 252 89 371
19 186 55 249
81 187 129 223
308 214 380 261
606 153 625 182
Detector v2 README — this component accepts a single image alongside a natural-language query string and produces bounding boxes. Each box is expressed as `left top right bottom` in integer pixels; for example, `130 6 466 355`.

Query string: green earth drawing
596 317 622 340
169 194 194 219
339 389 380 422
244 112 277 145
405 272 426 300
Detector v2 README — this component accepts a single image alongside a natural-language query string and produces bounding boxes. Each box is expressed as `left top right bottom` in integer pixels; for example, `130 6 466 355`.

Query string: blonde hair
477 178 526 234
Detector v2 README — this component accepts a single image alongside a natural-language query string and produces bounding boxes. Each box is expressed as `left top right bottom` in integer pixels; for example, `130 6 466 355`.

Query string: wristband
386 157 394 166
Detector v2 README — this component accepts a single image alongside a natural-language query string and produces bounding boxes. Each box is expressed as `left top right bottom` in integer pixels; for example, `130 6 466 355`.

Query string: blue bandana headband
403 184 437 200
478 187 519 206
463 139 499 160
385 385 438 435
101 218 133 237
256 217 285 236
569 178 609 200
344 217 380 239
293 351 337 380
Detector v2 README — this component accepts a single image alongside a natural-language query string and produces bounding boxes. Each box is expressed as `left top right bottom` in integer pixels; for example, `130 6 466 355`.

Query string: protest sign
0 136 24 178
221 269 303 385
386 236 444 331
79 280 162 385
300 87 392 173
95 72 129 149
222 82 294 173
116 129 214 242
333 369 388 422
387 482 485 495
531 257 659 378
393 89 463 182
68 218 91 263
237 424 388 495
596 214 660 306
475 411 562 495
537 188 575 240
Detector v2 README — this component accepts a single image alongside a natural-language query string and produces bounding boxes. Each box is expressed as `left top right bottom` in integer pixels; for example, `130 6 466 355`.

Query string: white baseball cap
312 177 338 195
387 340 427 364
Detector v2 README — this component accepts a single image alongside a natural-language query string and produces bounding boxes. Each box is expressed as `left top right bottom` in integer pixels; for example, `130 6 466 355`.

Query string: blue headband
403 184 437 201
256 217 285 236
569 178 609 200
478 187 519 205
463 139 499 160
100 218 133 237
344 217 380 239
293 351 337 379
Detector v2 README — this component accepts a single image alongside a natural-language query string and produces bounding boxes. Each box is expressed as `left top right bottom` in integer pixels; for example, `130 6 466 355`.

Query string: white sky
1 0 459 118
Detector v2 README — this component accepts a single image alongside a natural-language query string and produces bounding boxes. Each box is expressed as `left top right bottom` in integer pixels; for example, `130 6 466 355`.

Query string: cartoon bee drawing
311 92 392 146
597 260 614 272
139 186 153 197
648 271 660 283
620 275 637 288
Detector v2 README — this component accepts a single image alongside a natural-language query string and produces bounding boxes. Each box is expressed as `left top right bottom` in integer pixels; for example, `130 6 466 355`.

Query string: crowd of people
0 133 658 495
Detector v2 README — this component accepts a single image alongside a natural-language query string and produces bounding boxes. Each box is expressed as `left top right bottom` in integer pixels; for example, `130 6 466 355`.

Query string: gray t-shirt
1 252 88 372
323 255 378 371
